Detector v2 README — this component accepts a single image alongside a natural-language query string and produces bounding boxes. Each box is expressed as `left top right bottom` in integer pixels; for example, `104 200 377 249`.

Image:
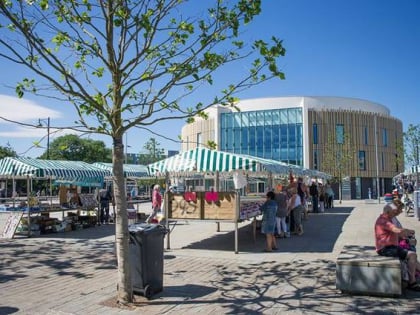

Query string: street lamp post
39 117 50 159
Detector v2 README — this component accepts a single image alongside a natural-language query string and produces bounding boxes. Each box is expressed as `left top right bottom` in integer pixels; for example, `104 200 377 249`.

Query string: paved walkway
1 200 420 314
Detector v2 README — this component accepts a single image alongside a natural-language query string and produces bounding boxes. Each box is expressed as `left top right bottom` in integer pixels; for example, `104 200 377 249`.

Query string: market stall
0 157 111 238
148 147 330 253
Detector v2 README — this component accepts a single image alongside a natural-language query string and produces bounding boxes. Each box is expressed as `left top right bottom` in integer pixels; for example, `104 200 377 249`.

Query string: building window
358 150 366 170
313 123 318 145
382 128 388 147
336 124 344 144
381 152 385 171
364 126 368 145
313 150 318 170
220 107 303 165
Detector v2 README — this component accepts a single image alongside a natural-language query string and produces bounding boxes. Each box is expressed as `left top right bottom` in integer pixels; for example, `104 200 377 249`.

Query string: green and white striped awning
92 162 149 178
147 148 312 176
0 157 111 187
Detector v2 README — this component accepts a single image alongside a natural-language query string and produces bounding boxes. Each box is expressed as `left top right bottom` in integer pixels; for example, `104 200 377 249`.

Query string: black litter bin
128 223 167 298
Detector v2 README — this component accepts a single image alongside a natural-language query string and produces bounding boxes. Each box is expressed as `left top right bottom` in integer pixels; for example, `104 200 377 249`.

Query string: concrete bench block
336 245 402 297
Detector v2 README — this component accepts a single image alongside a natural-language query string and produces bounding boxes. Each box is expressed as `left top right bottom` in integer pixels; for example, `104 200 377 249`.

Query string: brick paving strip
1 200 420 314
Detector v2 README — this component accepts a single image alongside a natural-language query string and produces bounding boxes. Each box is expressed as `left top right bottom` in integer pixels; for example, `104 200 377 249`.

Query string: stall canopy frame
92 162 149 179
0 157 111 187
147 147 330 179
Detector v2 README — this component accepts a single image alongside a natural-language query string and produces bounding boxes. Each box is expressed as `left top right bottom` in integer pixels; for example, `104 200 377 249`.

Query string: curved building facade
181 96 403 199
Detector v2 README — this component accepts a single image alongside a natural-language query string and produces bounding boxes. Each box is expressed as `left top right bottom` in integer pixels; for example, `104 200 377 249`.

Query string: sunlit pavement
1 200 420 314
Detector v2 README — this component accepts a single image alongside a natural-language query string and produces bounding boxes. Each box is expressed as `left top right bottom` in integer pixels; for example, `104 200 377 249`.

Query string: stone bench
336 245 402 297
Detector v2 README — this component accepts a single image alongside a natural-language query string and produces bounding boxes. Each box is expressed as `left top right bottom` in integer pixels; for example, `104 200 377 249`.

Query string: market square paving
1 200 420 314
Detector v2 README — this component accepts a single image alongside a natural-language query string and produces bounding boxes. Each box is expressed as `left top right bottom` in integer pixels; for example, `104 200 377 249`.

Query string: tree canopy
0 144 17 159
138 137 165 165
38 134 112 163
0 0 285 304
404 124 420 168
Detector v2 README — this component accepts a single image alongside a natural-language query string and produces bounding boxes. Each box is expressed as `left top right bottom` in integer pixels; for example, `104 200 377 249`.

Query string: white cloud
0 94 62 122
0 125 78 138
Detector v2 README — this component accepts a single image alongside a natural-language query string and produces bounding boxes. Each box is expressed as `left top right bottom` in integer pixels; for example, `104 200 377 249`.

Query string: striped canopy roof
0 157 111 187
92 162 149 178
147 148 329 178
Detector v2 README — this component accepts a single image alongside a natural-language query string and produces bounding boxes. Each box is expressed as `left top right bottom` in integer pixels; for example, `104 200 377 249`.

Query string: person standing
275 188 289 238
287 186 304 236
260 191 278 252
147 184 162 223
309 180 319 213
318 183 325 213
98 186 113 224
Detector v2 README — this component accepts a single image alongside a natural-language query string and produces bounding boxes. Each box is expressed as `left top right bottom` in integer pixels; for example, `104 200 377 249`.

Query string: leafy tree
0 144 17 159
404 124 420 188
139 138 165 165
39 135 112 163
0 0 285 304
321 132 355 203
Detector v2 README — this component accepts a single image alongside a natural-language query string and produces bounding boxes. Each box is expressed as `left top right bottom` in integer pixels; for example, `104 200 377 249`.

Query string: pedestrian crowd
259 177 335 252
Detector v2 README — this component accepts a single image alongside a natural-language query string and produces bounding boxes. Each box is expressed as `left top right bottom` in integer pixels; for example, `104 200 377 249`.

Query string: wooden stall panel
203 192 236 220
168 194 201 219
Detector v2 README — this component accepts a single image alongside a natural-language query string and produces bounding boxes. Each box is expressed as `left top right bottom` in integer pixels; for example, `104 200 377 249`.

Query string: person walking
147 184 162 223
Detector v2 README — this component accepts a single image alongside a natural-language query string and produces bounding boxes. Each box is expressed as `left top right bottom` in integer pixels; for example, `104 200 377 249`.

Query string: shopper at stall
309 180 319 213
275 188 289 238
260 191 278 252
147 184 162 223
287 186 304 236
98 186 113 225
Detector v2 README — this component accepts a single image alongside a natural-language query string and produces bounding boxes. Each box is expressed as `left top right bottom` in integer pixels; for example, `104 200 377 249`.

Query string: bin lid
128 223 166 234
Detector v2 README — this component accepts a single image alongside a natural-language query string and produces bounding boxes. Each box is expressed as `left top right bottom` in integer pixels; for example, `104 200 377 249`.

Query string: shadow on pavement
182 206 354 253
149 256 420 314
0 236 117 285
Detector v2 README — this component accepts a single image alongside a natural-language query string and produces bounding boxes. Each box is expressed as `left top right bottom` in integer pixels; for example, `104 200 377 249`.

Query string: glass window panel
241 112 249 127
382 128 388 147
256 112 265 126
272 127 280 147
296 124 303 146
280 109 288 124
225 128 233 150
288 125 296 147
358 150 366 170
233 113 241 128
364 126 368 145
272 110 280 124
313 123 318 145
296 108 303 123
241 128 248 152
249 111 257 126
220 130 225 149
313 150 318 169
257 126 264 155
336 124 344 144
233 128 241 149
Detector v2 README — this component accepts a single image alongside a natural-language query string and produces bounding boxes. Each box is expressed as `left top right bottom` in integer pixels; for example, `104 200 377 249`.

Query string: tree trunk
113 136 133 304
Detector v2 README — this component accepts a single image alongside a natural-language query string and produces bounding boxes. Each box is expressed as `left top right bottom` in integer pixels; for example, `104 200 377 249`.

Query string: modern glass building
181 96 403 199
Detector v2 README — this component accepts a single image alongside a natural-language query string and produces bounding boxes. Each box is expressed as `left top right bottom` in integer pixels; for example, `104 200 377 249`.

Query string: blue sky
0 0 419 158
